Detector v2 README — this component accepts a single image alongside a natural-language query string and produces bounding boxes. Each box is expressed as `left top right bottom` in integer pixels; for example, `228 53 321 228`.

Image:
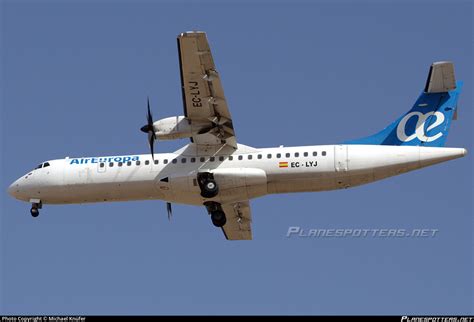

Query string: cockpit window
34 162 51 170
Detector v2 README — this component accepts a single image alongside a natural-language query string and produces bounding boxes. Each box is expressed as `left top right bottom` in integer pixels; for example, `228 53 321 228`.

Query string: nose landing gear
30 207 39 217
29 199 42 218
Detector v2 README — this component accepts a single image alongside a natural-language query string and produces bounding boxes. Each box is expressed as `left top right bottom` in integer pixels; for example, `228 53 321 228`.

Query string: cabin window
100 163 105 168
322 151 326 156
219 156 225 161
238 155 243 160
164 159 168 164
294 152 299 157
200 157 205 162
313 151 317 156
304 152 308 157
210 157 215 162
154 160 159 165
136 161 141 166
276 153 281 158
181 158 186 163
248 155 252 160
118 162 123 167
267 154 272 159
172 159 177 164
285 153 290 158
127 161 132 166
228 156 233 161
145 160 150 165
191 157 196 163
109 162 114 167
257 154 262 159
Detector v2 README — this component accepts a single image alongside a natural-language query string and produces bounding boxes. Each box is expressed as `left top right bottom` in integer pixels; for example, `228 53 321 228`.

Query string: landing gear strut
197 172 219 198
204 201 227 228
30 200 42 218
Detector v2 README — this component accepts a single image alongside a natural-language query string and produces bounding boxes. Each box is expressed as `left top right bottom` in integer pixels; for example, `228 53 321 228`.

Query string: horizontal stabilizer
424 61 456 93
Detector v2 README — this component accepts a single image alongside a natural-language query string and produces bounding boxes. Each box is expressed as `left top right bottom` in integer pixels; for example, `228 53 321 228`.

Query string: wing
177 31 237 148
221 200 252 240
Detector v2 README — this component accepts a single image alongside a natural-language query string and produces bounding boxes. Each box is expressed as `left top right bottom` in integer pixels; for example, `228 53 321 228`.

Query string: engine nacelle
154 116 193 140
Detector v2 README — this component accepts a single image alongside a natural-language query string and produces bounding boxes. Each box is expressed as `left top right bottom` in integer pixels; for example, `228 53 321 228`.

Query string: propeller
166 202 172 221
140 97 156 160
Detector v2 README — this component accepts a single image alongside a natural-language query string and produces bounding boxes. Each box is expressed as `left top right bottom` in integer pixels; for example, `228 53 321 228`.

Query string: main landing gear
198 173 224 227
204 201 227 227
30 199 42 218
197 172 219 198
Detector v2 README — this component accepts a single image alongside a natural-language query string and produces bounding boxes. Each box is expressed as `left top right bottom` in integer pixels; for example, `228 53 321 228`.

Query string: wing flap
221 201 252 240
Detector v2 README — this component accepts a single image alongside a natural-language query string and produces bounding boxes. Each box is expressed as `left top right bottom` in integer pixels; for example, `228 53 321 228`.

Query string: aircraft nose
8 178 22 199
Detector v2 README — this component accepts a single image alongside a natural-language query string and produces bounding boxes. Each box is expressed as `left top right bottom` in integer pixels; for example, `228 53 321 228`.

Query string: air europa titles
70 156 140 165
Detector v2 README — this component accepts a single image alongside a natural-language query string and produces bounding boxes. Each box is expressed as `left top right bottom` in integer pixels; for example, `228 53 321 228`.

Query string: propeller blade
147 97 153 125
166 202 172 221
141 97 157 160
148 131 155 160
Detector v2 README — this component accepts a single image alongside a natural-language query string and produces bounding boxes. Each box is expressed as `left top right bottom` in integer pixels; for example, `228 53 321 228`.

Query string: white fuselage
8 144 467 206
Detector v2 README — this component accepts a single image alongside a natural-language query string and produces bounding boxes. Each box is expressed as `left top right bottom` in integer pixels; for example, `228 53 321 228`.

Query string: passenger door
334 145 348 172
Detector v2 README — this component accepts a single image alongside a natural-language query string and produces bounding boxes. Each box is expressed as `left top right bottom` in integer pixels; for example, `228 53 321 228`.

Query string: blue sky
1 0 472 315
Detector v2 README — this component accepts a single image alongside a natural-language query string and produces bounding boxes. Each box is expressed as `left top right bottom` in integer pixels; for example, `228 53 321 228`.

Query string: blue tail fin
345 62 462 147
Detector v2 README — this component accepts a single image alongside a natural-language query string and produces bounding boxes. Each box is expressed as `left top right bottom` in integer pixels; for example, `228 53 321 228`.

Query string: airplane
8 31 467 240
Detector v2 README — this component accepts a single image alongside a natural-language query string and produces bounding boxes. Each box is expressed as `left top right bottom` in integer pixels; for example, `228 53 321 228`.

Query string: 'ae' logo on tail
396 111 445 143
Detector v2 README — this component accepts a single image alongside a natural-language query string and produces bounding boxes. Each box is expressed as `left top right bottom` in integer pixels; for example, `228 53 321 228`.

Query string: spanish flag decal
279 161 288 168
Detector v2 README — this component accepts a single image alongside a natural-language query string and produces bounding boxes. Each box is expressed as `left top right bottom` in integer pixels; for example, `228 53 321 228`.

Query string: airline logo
70 156 140 165
396 111 445 143
279 161 289 168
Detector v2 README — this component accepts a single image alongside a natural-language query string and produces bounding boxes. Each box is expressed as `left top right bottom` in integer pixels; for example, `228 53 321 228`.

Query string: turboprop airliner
8 31 467 240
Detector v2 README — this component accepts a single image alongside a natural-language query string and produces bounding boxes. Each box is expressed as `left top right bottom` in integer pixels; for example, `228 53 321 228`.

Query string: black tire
201 179 219 198
30 208 39 218
211 210 226 227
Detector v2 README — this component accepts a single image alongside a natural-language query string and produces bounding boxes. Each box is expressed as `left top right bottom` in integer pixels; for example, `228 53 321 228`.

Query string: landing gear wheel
201 179 219 198
30 207 39 217
211 210 227 227
30 201 41 218
206 181 216 190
